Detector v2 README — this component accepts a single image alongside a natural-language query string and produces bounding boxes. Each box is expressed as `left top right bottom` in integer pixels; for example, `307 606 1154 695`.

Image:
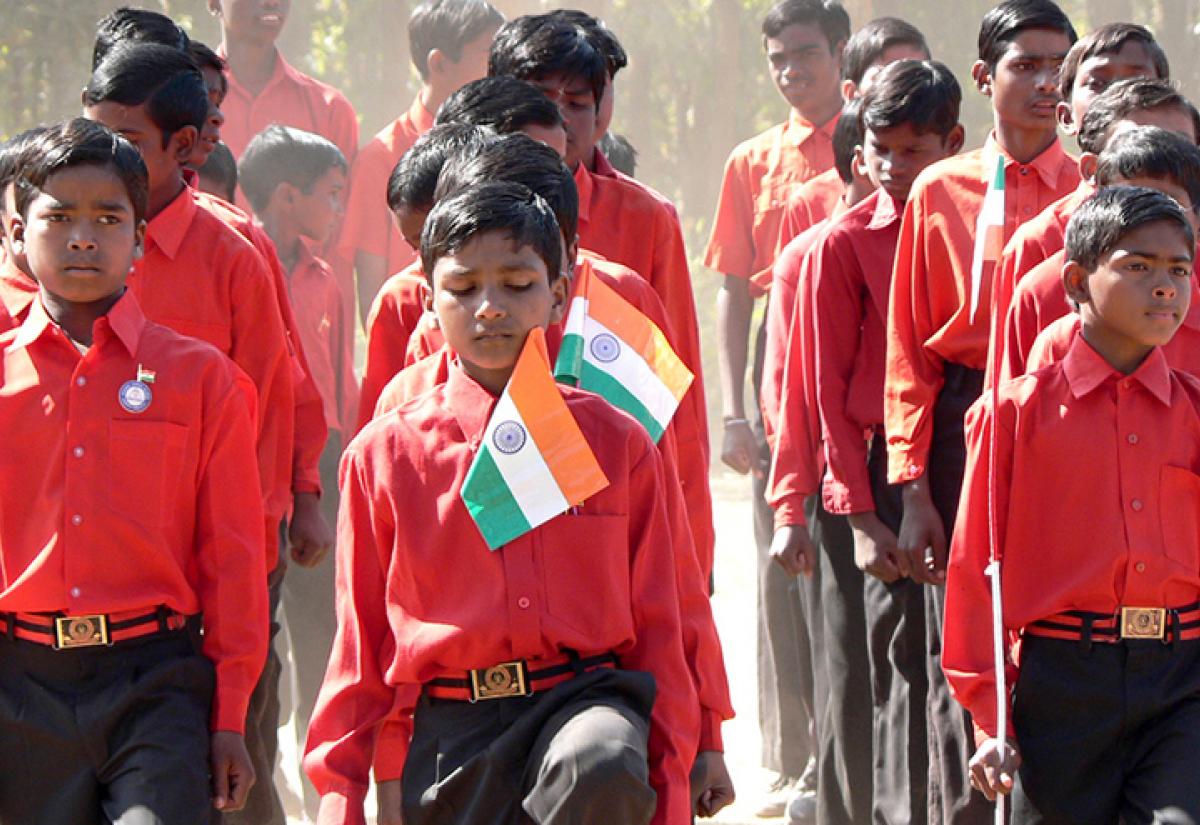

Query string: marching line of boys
2 1 1200 825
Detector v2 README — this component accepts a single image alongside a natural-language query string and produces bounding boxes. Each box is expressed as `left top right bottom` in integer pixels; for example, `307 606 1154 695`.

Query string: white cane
986 559 1006 825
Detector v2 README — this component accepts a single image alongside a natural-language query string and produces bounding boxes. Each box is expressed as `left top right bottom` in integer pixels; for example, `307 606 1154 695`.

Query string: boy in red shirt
946 185 1200 823
883 2 1078 821
0 117 266 823
238 124 359 816
305 181 698 825
340 0 502 327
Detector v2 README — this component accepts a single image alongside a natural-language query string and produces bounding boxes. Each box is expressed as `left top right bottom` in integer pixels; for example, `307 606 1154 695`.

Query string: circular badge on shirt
118 380 152 414
589 333 621 363
492 421 527 455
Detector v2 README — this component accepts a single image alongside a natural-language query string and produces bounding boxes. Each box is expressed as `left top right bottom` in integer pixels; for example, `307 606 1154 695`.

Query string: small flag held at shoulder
969 153 1006 323
554 261 693 442
461 327 610 550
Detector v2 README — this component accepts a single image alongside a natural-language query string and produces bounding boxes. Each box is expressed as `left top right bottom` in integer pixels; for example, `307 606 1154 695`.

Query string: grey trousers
399 668 658 825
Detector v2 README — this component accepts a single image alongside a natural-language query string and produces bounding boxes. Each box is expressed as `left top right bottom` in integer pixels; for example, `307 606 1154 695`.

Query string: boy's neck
1079 320 1153 376
461 360 512 398
222 34 279 97
419 83 448 116
41 287 124 347
843 177 874 209
793 90 843 132
261 213 303 271
147 174 187 221
992 118 1057 166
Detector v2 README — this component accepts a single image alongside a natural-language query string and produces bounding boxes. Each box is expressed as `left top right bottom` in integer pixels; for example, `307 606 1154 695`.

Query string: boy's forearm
716 276 753 418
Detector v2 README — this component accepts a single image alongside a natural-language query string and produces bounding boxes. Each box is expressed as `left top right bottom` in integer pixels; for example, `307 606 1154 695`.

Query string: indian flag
969 153 1006 323
554 261 693 442
461 327 609 550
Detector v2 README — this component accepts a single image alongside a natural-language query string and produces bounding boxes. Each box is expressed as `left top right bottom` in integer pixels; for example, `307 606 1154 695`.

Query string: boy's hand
898 479 947 585
377 778 405 825
210 731 255 812
968 737 1021 801
289 491 334 567
690 750 736 817
848 511 907 583
769 524 814 577
721 418 759 476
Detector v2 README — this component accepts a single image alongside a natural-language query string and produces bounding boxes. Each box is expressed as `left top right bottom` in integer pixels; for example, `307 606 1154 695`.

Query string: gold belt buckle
469 660 530 701
54 615 110 650
1120 607 1166 640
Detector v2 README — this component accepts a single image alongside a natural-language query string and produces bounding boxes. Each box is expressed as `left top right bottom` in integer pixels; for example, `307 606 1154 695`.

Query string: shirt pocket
537 514 631 638
1159 464 1200 573
108 420 190 528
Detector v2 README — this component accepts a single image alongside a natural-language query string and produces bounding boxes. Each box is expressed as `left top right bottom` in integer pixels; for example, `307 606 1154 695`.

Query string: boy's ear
1078 152 1099 183
207 0 222 17
132 219 147 261
1056 100 1076 135
427 48 447 78
168 126 199 167
971 60 993 98
8 212 25 256
1062 259 1091 306
840 78 859 102
547 269 569 326
852 144 868 179
944 124 966 157
420 279 434 313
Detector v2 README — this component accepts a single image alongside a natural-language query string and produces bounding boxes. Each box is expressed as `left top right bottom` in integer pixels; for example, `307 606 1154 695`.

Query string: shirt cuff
292 479 322 496
886 451 926 486
371 721 411 783
317 787 369 825
821 476 876 515
212 686 252 735
698 709 725 753
772 494 808 530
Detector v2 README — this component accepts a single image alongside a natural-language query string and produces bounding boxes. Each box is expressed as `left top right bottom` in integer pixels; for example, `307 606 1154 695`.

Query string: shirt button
76 376 87 387
71 514 83 526
1127 433 1139 445
1135 562 1147 573
517 596 531 609
1019 167 1030 176
69 586 82 598
73 446 85 458
1131 499 1144 512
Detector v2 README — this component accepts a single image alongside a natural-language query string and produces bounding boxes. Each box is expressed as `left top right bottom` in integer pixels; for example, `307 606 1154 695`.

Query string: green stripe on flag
461 446 532 549
580 361 665 442
554 332 585 387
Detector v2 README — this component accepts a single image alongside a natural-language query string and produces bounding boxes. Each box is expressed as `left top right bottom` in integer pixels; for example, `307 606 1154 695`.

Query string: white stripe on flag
484 391 569 527
582 316 681 431
563 295 589 338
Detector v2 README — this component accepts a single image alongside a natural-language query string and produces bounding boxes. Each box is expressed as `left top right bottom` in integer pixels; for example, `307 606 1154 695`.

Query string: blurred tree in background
1 0 1195 432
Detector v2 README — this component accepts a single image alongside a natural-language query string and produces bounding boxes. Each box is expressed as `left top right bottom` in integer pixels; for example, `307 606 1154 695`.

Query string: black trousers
1013 635 1200 825
810 497 874 825
400 668 657 825
0 629 213 825
924 364 991 825
870 435 929 825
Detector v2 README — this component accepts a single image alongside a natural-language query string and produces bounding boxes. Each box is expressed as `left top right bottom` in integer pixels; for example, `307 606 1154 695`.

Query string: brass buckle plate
54 615 110 650
469 661 530 701
1121 607 1166 640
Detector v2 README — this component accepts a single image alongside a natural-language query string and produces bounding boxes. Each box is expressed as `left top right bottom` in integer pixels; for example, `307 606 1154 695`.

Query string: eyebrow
1119 248 1194 262
1009 51 1070 61
95 199 131 212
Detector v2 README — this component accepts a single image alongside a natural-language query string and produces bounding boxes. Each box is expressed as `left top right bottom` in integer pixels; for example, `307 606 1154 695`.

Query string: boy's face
84 100 194 200
11 165 145 305
428 229 567 394
1061 40 1161 134
978 29 1072 134
194 66 228 166
531 73 597 170
519 123 568 159
847 44 930 100
594 74 615 144
1066 219 1192 364
393 204 430 253
209 0 289 44
765 23 842 114
292 167 345 245
861 121 963 204
435 27 500 94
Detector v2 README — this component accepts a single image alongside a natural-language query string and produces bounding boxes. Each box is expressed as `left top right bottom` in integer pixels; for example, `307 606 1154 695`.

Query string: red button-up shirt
0 292 268 733
0 257 36 332
304 362 699 825
998 249 1072 381
130 187 293 523
773 167 844 266
885 136 1080 483
944 336 1200 740
813 190 903 515
357 261 427 433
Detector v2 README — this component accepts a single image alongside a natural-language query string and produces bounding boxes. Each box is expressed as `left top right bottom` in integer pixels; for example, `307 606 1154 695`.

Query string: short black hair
188 39 226 74
421 181 564 284
1093 126 1200 214
409 0 504 80
1077 78 1200 155
977 0 1077 68
1058 23 1168 103
0 127 52 200
1065 184 1194 272
762 0 851 52
861 59 962 139
85 43 208 149
435 76 563 135
238 125 348 215
545 10 627 78
386 123 494 214
841 17 929 85
15 118 149 224
599 132 637 177
436 133 579 242
489 15 607 110
196 141 238 203
833 99 864 185
93 6 188 70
